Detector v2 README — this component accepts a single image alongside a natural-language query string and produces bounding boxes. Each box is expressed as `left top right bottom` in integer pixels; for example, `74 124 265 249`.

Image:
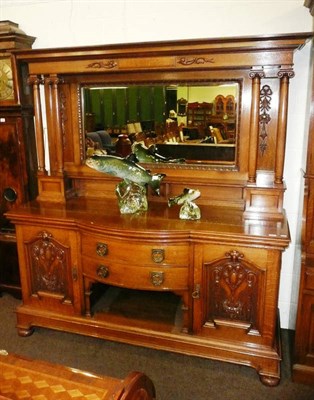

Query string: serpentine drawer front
81 233 189 290
82 256 189 291
81 233 190 267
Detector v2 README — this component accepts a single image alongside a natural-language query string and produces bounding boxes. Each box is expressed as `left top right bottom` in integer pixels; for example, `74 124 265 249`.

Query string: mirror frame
13 33 312 217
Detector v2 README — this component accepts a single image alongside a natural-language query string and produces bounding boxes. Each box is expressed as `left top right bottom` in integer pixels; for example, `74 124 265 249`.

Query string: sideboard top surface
7 198 290 248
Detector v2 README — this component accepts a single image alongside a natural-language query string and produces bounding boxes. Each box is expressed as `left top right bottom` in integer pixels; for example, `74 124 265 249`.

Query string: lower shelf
92 286 184 333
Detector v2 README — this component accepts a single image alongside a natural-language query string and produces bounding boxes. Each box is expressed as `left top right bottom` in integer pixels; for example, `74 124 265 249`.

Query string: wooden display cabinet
6 32 312 386
187 101 213 127
0 21 37 297
292 66 314 385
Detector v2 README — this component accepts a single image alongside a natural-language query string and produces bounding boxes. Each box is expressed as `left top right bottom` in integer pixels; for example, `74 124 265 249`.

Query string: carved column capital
27 74 44 86
277 67 295 79
44 74 64 86
249 67 265 79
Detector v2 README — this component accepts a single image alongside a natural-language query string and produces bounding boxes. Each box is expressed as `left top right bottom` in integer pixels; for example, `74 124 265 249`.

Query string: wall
0 0 313 329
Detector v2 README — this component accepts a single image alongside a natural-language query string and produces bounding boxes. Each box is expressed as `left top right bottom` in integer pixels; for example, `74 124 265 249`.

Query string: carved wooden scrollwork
248 67 265 183
86 60 117 69
28 231 70 296
204 250 263 328
59 89 67 150
259 84 273 155
177 57 215 66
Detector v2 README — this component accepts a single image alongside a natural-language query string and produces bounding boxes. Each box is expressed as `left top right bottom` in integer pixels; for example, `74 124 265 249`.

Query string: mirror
83 82 239 165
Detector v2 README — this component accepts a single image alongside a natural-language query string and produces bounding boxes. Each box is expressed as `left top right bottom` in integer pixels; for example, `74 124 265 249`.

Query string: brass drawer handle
97 265 109 279
150 271 164 286
151 249 165 263
96 242 108 257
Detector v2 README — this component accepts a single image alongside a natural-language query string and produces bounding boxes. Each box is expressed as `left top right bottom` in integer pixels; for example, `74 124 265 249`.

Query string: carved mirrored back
82 82 239 165
14 33 312 214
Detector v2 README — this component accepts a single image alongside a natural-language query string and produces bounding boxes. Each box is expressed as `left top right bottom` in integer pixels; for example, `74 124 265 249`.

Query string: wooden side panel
15 225 83 317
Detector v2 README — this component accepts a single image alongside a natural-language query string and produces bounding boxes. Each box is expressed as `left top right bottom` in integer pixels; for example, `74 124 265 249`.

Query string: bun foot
259 374 280 387
17 327 34 337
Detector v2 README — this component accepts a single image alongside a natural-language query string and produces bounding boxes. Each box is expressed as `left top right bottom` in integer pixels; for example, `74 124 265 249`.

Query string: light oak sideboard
6 33 313 386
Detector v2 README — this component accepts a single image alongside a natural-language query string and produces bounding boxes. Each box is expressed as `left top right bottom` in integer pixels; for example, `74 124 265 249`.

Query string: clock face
0 58 14 101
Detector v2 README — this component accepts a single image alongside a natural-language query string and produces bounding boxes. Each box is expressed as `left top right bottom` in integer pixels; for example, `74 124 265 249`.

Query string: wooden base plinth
15 304 282 387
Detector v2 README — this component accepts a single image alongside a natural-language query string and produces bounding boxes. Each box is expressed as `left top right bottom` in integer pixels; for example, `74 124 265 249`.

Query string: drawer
81 233 189 267
82 256 189 291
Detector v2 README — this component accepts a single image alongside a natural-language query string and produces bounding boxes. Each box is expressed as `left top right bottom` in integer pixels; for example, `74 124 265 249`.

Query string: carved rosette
205 250 260 327
28 231 69 296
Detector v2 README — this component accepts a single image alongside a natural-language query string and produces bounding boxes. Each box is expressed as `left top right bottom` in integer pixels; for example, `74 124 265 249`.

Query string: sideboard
6 32 312 386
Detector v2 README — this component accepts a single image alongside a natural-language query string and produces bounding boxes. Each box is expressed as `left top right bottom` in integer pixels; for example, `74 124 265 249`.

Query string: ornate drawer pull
150 271 164 286
151 249 165 263
97 265 109 279
96 242 108 257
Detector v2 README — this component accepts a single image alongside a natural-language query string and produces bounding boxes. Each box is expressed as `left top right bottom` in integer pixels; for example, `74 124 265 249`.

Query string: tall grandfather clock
0 21 37 297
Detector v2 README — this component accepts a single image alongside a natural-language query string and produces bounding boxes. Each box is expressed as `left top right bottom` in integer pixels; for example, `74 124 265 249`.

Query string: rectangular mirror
82 82 239 165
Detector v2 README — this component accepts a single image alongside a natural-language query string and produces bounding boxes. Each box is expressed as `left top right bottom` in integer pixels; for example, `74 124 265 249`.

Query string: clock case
0 56 15 102
0 21 37 297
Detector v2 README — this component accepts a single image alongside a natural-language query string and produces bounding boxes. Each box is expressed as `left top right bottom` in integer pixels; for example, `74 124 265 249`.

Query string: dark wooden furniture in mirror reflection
6 33 312 386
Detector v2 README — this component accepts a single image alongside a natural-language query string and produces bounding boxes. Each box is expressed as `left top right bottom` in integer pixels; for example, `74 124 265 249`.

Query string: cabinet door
16 225 82 315
295 292 314 366
193 244 281 346
0 116 27 221
294 261 314 382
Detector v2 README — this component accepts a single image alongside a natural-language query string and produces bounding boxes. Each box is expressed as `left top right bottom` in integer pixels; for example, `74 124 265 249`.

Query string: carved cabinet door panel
294 291 314 367
192 243 282 347
0 116 27 220
15 224 82 315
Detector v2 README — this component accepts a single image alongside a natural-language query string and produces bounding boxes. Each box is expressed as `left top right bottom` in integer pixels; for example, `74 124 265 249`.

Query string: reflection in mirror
83 82 239 165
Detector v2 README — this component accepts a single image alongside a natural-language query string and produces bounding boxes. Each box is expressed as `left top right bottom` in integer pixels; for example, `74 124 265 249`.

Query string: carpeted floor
0 292 313 400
